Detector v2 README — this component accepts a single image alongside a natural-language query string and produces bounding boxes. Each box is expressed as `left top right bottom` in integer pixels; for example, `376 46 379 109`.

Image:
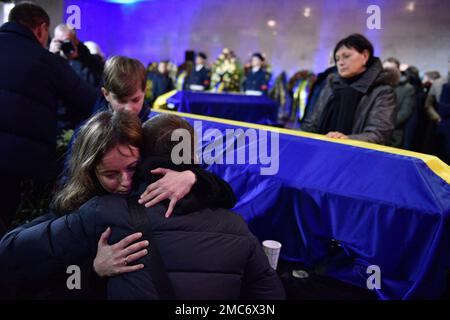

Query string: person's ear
362 50 370 66
101 87 111 102
34 23 48 48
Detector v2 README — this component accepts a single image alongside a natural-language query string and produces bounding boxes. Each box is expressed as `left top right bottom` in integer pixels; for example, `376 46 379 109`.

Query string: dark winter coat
301 58 397 145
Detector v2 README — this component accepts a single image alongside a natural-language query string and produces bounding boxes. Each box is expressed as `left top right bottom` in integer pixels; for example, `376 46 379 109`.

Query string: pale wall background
4 0 450 78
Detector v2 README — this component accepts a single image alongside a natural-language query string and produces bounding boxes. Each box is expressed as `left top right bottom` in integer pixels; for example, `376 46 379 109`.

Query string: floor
277 260 450 300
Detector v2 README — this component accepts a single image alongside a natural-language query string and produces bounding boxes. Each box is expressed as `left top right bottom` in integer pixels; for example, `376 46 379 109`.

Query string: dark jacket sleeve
135 158 237 209
0 213 56 278
396 84 416 126
301 82 332 133
424 88 441 122
75 42 104 88
348 85 397 145
93 196 160 300
50 54 98 123
190 167 237 209
0 200 99 285
241 233 286 300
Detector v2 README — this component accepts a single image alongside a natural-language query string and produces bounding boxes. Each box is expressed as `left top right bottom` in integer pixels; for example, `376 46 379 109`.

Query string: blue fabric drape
167 91 277 125
151 111 450 300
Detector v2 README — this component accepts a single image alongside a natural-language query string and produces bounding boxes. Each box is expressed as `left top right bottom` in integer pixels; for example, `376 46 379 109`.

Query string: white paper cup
292 269 309 279
262 240 282 270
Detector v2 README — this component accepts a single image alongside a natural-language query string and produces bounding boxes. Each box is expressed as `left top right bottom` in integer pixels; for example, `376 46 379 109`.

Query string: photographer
50 24 104 132
50 24 103 88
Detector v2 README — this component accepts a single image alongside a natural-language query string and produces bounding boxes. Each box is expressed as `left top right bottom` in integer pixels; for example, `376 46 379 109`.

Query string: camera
60 40 75 56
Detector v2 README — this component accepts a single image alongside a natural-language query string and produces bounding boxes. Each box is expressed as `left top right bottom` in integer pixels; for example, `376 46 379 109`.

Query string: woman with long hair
0 111 235 299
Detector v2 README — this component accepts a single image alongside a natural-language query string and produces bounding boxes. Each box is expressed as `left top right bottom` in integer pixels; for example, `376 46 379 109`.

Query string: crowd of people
143 39 448 159
143 49 272 105
0 2 449 300
0 2 285 300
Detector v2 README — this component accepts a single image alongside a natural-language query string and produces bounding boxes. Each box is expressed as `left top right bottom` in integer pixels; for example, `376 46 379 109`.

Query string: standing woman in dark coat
301 34 396 145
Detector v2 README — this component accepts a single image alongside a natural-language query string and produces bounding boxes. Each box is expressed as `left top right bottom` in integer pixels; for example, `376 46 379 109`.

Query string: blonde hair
53 111 142 214
103 56 146 100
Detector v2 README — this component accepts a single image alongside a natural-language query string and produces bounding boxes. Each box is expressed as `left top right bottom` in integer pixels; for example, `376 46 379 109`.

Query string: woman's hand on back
138 168 197 218
93 227 149 277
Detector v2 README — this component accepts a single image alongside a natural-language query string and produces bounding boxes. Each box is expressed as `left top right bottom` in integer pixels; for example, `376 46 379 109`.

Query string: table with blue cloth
151 110 450 300
166 91 278 125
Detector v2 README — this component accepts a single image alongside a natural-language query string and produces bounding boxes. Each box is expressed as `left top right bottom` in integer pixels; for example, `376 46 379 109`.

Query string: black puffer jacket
106 158 286 300
302 58 397 145
0 161 236 299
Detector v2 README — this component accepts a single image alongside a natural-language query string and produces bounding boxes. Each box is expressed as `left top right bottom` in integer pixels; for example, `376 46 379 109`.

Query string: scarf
318 73 365 135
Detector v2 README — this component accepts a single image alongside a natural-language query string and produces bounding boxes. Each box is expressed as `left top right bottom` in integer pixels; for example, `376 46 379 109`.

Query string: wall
11 0 64 35
56 0 450 77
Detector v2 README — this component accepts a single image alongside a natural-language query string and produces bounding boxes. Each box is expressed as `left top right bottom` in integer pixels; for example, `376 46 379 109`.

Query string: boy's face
102 87 145 115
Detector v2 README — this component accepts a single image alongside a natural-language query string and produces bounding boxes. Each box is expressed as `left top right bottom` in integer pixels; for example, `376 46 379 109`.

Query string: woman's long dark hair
53 111 142 214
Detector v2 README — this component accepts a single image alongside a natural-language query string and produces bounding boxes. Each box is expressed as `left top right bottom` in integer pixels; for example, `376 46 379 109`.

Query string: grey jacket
301 58 397 145
392 77 416 147
424 74 449 123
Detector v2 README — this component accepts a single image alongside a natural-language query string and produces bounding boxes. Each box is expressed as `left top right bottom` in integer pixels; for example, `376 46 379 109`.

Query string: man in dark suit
243 52 271 95
185 52 211 91
0 3 97 236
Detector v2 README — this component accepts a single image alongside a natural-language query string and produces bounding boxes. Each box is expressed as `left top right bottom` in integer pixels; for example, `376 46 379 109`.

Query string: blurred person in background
149 60 175 101
184 52 211 91
84 40 105 62
383 57 415 148
50 24 103 88
50 25 104 132
425 58 450 164
243 52 271 95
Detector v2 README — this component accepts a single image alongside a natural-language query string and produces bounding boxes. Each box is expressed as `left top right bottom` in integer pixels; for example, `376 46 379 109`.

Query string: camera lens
60 40 75 55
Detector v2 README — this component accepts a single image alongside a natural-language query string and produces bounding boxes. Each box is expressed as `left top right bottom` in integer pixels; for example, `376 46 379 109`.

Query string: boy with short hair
94 55 150 120
65 56 150 178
